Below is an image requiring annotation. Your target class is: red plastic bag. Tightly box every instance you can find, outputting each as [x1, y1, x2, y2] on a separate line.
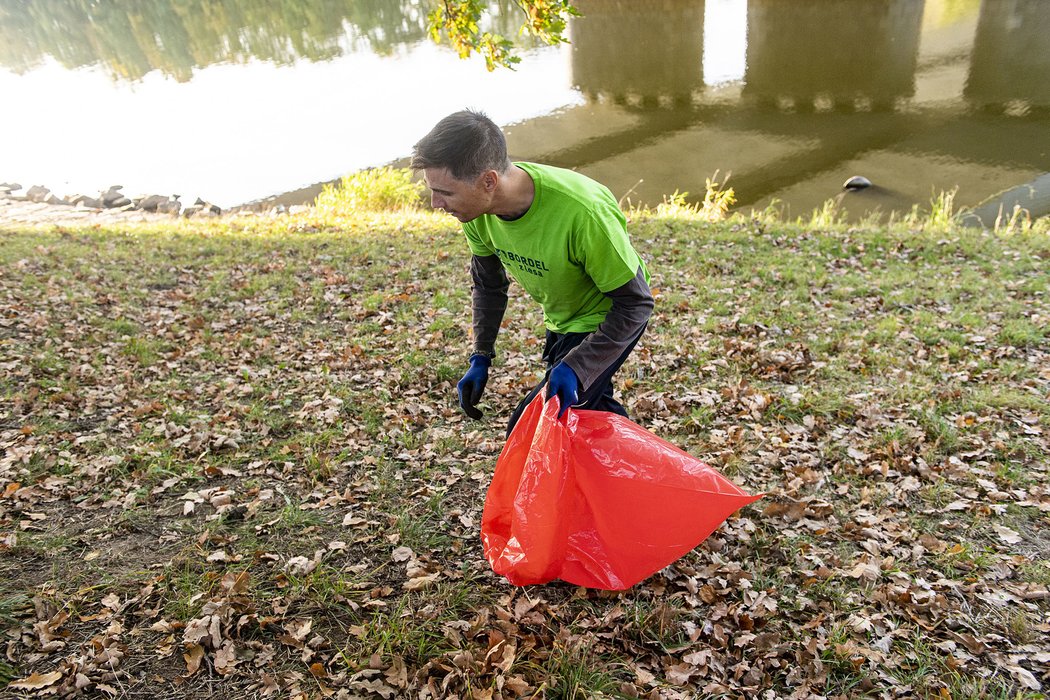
[481, 394, 761, 589]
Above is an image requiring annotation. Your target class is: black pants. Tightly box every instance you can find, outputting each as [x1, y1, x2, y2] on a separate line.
[506, 325, 645, 436]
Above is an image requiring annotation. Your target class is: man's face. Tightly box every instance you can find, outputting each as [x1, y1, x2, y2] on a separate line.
[423, 167, 491, 223]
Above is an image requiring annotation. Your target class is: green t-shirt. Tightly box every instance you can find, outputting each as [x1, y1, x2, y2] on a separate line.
[462, 162, 647, 334]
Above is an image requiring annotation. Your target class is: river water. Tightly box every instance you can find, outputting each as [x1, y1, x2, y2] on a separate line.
[1, 0, 1047, 222]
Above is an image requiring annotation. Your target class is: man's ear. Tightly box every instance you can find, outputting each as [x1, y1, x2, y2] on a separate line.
[480, 170, 498, 192]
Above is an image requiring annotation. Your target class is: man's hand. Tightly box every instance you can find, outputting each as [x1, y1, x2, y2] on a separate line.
[547, 362, 578, 419]
[457, 355, 491, 419]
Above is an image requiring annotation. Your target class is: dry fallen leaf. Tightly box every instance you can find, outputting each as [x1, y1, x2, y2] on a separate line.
[183, 643, 205, 677]
[213, 640, 240, 675]
[1007, 663, 1042, 691]
[404, 572, 441, 591]
[849, 560, 880, 582]
[391, 546, 414, 562]
[992, 525, 1023, 545]
[9, 671, 63, 690]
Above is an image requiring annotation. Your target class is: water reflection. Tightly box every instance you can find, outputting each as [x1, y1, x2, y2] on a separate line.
[1, 0, 1048, 221]
[537, 0, 1049, 221]
[966, 0, 1050, 110]
[0, 0, 539, 81]
[571, 0, 705, 105]
[743, 0, 923, 111]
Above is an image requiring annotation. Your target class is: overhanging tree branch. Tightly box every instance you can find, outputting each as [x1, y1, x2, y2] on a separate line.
[427, 0, 579, 71]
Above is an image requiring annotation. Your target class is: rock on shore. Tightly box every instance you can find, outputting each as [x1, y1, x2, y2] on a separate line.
[0, 183, 226, 227]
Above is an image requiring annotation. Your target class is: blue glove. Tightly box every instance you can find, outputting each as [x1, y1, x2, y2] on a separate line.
[547, 362, 579, 419]
[457, 354, 491, 419]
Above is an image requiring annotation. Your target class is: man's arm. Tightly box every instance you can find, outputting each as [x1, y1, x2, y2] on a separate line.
[470, 254, 510, 357]
[561, 266, 654, 390]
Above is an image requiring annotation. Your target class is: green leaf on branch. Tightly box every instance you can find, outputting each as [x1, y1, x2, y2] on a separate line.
[428, 0, 579, 70]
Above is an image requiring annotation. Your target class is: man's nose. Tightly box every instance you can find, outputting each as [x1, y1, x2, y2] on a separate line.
[431, 193, 445, 210]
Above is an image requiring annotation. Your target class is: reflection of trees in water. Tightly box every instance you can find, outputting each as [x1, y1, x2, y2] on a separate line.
[0, 0, 535, 81]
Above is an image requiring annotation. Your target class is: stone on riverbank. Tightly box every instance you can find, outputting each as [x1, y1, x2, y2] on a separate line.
[101, 186, 132, 208]
[0, 182, 260, 226]
[136, 194, 182, 215]
[70, 194, 104, 208]
[0, 183, 229, 221]
[26, 185, 51, 202]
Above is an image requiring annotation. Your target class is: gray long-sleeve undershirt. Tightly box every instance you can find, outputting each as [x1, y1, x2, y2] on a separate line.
[469, 254, 654, 391]
[470, 254, 510, 358]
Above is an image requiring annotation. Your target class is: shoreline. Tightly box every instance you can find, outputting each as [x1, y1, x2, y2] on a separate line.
[5, 179, 1048, 232]
[0, 184, 298, 228]
[0, 191, 184, 228]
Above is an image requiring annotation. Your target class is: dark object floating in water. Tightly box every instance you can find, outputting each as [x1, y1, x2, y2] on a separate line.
[843, 175, 872, 191]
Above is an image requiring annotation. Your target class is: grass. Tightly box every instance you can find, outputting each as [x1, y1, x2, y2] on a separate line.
[314, 166, 426, 215]
[537, 644, 630, 699]
[0, 177, 1048, 696]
